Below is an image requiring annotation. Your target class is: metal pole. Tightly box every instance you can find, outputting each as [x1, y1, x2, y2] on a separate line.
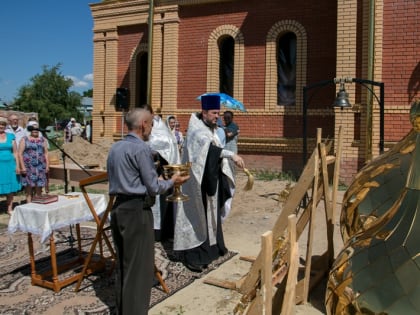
[147, 0, 154, 106]
[365, 0, 376, 160]
[379, 82, 385, 153]
[352, 78, 384, 155]
[365, 87, 373, 160]
[302, 86, 308, 167]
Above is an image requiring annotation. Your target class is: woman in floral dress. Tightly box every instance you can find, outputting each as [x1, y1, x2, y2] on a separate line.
[18, 122, 49, 203]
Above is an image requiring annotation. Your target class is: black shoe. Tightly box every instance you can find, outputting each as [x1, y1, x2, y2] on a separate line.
[184, 262, 203, 272]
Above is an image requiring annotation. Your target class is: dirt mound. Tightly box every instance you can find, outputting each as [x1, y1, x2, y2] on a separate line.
[52, 137, 114, 170]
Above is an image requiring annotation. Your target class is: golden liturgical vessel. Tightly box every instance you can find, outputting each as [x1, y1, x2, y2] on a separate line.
[163, 162, 191, 202]
[326, 101, 420, 314]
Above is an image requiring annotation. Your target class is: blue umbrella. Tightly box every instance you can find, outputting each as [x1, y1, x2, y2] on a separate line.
[197, 92, 247, 112]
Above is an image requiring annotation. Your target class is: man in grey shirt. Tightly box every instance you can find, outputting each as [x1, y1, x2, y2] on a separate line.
[5, 113, 25, 149]
[107, 105, 189, 315]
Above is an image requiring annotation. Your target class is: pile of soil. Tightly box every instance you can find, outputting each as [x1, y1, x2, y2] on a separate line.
[50, 137, 114, 170]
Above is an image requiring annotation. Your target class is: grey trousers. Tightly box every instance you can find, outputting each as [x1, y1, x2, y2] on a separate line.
[110, 199, 154, 315]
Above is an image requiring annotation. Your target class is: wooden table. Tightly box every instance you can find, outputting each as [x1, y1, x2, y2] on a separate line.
[8, 192, 108, 292]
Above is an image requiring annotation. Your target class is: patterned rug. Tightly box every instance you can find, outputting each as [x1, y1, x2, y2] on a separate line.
[0, 226, 236, 314]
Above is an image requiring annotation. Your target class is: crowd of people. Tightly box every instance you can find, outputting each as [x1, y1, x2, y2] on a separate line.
[158, 110, 239, 156]
[1, 102, 242, 314]
[64, 117, 91, 143]
[0, 114, 93, 213]
[0, 114, 50, 214]
[106, 95, 244, 314]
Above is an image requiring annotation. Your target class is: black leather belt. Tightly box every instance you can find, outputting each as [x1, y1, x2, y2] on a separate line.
[116, 194, 146, 201]
[115, 194, 155, 208]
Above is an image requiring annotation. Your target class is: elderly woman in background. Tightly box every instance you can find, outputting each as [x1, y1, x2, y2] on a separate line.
[174, 121, 184, 152]
[0, 117, 21, 215]
[18, 121, 49, 203]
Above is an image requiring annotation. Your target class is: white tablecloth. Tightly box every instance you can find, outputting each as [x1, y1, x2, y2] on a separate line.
[8, 192, 108, 243]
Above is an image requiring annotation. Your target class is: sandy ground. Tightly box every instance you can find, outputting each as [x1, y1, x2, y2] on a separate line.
[149, 172, 344, 315]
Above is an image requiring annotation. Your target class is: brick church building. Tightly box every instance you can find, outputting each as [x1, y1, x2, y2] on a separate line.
[89, 0, 419, 184]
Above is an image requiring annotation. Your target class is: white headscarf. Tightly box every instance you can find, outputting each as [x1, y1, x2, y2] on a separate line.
[27, 121, 38, 128]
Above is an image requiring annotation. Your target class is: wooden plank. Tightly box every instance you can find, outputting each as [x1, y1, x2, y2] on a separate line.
[242, 231, 274, 315]
[239, 256, 256, 263]
[261, 231, 273, 315]
[70, 168, 106, 183]
[330, 126, 342, 266]
[240, 130, 343, 314]
[331, 125, 342, 229]
[239, 149, 317, 294]
[302, 129, 321, 303]
[326, 155, 336, 164]
[272, 139, 333, 241]
[235, 276, 247, 291]
[238, 136, 334, 311]
[295, 180, 324, 239]
[79, 172, 108, 187]
[271, 264, 288, 287]
[155, 265, 169, 294]
[203, 277, 238, 290]
[320, 143, 335, 265]
[281, 215, 299, 315]
[239, 139, 333, 295]
[48, 166, 69, 182]
[246, 294, 264, 315]
[49, 166, 107, 191]
[234, 288, 258, 314]
[288, 215, 297, 251]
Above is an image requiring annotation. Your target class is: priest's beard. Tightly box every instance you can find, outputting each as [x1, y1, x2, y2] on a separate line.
[203, 119, 217, 131]
[197, 112, 217, 131]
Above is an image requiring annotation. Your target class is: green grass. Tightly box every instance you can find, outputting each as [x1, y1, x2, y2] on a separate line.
[338, 182, 348, 191]
[47, 184, 107, 195]
[251, 170, 348, 192]
[252, 170, 296, 182]
[48, 183, 65, 192]
[77, 187, 108, 194]
[47, 131, 64, 151]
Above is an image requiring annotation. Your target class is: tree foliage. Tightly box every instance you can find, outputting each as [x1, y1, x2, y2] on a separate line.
[83, 89, 93, 97]
[13, 64, 83, 127]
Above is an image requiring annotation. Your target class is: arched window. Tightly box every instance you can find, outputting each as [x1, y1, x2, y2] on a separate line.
[265, 20, 306, 112]
[219, 36, 234, 96]
[207, 25, 244, 101]
[277, 32, 296, 105]
[136, 52, 148, 107]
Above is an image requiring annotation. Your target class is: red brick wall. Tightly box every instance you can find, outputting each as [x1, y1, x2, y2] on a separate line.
[177, 0, 337, 140]
[241, 152, 302, 177]
[242, 151, 328, 178]
[92, 0, 420, 184]
[382, 0, 420, 140]
[117, 25, 148, 87]
[384, 113, 410, 141]
[341, 156, 364, 186]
